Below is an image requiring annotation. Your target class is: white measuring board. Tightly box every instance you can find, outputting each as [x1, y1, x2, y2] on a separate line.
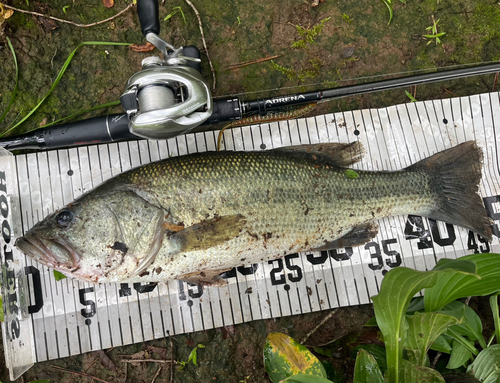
[2, 92, 500, 380]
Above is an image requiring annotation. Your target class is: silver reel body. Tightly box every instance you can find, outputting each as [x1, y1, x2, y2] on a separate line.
[120, 33, 212, 139]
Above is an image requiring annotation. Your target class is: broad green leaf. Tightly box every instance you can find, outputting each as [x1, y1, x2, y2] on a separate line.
[353, 349, 383, 383]
[0, 295, 4, 322]
[264, 333, 327, 383]
[281, 374, 334, 383]
[432, 258, 477, 274]
[399, 360, 445, 383]
[28, 380, 50, 383]
[446, 328, 479, 356]
[425, 253, 500, 312]
[371, 261, 475, 383]
[405, 310, 463, 366]
[372, 268, 439, 383]
[446, 339, 472, 369]
[442, 301, 486, 348]
[364, 317, 378, 327]
[350, 344, 387, 373]
[490, 293, 500, 346]
[430, 335, 452, 354]
[53, 270, 67, 281]
[467, 344, 500, 382]
[406, 297, 425, 315]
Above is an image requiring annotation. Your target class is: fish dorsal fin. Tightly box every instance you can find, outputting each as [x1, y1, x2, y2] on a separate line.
[313, 222, 379, 251]
[275, 142, 364, 167]
[168, 214, 247, 254]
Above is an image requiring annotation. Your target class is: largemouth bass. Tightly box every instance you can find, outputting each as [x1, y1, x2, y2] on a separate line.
[16, 141, 493, 284]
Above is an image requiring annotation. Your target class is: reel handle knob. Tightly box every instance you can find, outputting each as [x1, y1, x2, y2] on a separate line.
[137, 0, 160, 36]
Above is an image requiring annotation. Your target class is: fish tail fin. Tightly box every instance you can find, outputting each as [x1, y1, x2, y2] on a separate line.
[408, 141, 493, 240]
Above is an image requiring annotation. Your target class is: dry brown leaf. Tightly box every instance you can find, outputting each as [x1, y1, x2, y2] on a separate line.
[3, 9, 14, 19]
[129, 42, 156, 52]
[149, 346, 168, 359]
[0, 4, 14, 26]
[103, 0, 115, 8]
[98, 350, 117, 371]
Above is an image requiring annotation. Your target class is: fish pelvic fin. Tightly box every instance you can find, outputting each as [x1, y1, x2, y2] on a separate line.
[408, 141, 493, 240]
[312, 222, 379, 251]
[275, 142, 365, 167]
[177, 269, 231, 286]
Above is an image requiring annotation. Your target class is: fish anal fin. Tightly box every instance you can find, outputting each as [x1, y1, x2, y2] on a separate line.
[275, 142, 364, 167]
[313, 222, 379, 251]
[169, 214, 246, 253]
[177, 269, 231, 286]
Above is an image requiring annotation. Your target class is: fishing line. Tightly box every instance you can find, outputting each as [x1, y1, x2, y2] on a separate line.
[213, 60, 500, 100]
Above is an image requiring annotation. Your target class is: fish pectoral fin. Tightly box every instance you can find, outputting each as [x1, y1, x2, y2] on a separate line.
[313, 222, 379, 251]
[274, 142, 365, 167]
[177, 269, 231, 287]
[169, 214, 246, 254]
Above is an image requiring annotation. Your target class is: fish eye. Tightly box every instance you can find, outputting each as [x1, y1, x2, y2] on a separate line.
[55, 209, 74, 229]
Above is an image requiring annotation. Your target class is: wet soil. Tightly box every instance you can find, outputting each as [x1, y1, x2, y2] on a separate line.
[0, 0, 499, 382]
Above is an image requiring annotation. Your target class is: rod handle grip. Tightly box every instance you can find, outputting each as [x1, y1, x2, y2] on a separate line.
[137, 0, 160, 36]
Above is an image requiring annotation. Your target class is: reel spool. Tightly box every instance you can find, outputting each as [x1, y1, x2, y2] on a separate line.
[120, 35, 212, 139]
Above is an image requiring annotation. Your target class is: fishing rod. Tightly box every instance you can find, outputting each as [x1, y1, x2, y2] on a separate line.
[2, 0, 500, 151]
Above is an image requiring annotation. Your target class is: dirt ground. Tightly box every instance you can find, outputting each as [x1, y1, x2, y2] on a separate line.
[0, 0, 500, 382]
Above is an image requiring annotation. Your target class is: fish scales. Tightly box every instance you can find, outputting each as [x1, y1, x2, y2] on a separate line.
[16, 142, 493, 284]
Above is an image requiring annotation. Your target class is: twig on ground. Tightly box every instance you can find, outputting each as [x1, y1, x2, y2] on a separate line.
[169, 331, 174, 383]
[86, 347, 115, 373]
[1, 3, 135, 28]
[50, 365, 110, 383]
[227, 55, 281, 70]
[300, 309, 338, 344]
[431, 351, 442, 368]
[121, 359, 175, 364]
[184, 0, 216, 90]
[443, 88, 457, 97]
[151, 366, 162, 383]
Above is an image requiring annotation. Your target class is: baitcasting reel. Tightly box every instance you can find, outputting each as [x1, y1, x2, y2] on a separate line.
[120, 0, 212, 139]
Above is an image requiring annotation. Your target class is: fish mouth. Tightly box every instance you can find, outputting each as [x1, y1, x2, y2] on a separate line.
[16, 233, 81, 271]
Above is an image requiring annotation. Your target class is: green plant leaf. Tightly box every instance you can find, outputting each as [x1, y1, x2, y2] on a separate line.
[371, 260, 477, 383]
[445, 328, 479, 356]
[264, 333, 327, 383]
[353, 349, 383, 383]
[400, 359, 445, 383]
[405, 90, 417, 102]
[405, 310, 463, 366]
[424, 253, 500, 312]
[53, 270, 67, 281]
[430, 335, 452, 354]
[446, 339, 472, 369]
[490, 293, 500, 345]
[441, 301, 486, 348]
[350, 344, 387, 373]
[28, 380, 51, 383]
[0, 41, 130, 138]
[345, 169, 359, 179]
[467, 344, 500, 382]
[281, 374, 334, 383]
[381, 0, 393, 24]
[0, 37, 19, 127]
